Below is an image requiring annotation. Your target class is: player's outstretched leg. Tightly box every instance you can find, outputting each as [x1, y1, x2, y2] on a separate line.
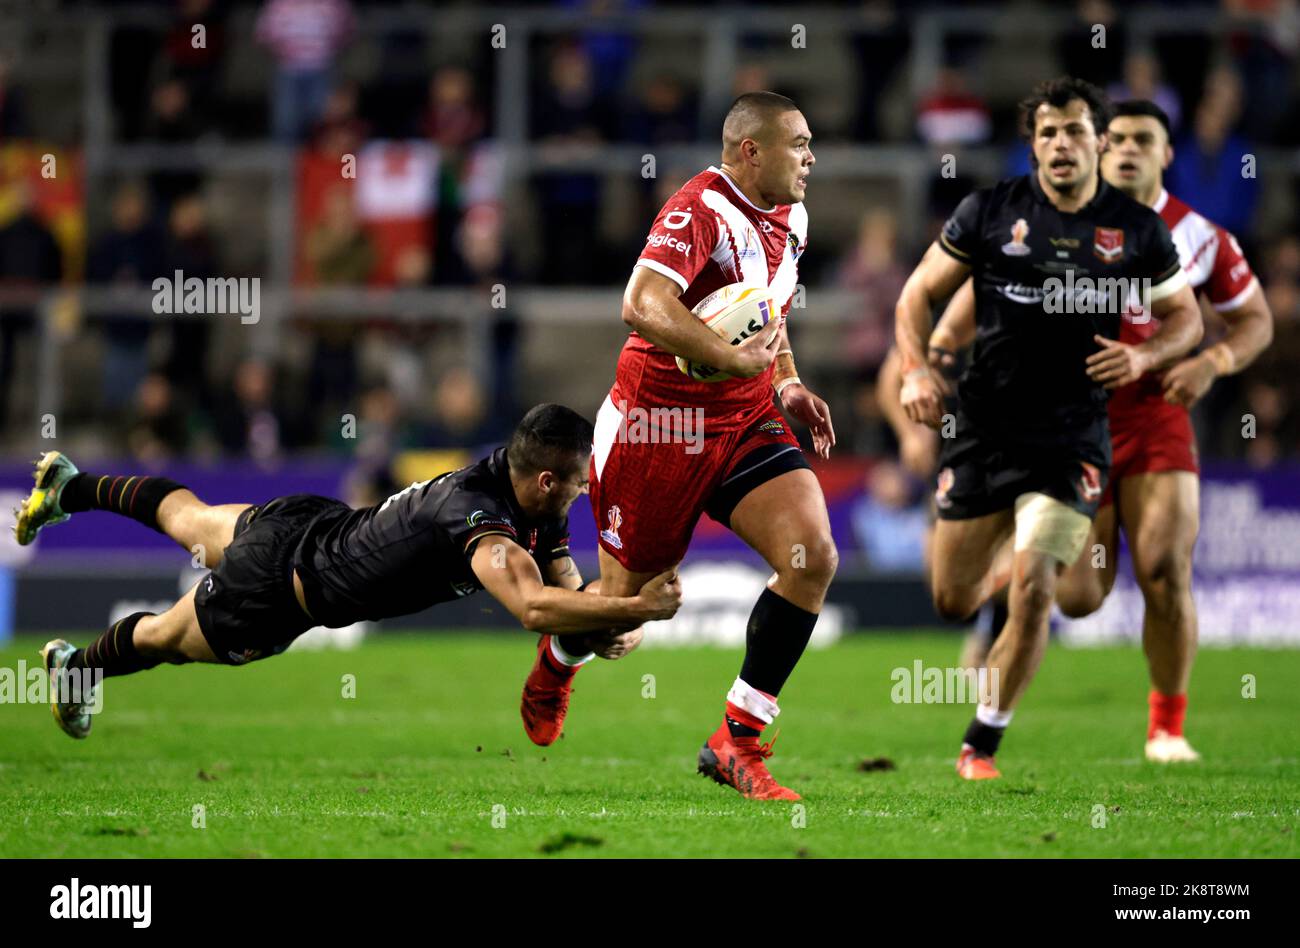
[1120, 473, 1201, 763]
[41, 585, 216, 740]
[696, 469, 838, 801]
[520, 632, 596, 746]
[13, 451, 249, 569]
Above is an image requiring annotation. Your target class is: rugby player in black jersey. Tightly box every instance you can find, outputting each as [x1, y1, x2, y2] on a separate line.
[14, 404, 682, 740]
[893, 77, 1203, 779]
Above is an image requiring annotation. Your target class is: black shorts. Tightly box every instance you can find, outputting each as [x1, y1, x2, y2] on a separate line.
[705, 438, 813, 528]
[934, 411, 1109, 521]
[194, 494, 349, 665]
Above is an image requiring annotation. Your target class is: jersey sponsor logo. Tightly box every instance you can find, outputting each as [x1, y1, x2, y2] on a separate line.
[1049, 237, 1080, 248]
[645, 232, 693, 256]
[1001, 219, 1031, 256]
[663, 210, 692, 230]
[738, 228, 761, 260]
[787, 232, 806, 261]
[600, 505, 624, 550]
[1093, 227, 1124, 263]
[1077, 461, 1102, 502]
[997, 282, 1048, 304]
[757, 418, 786, 437]
[935, 467, 955, 510]
[467, 509, 512, 530]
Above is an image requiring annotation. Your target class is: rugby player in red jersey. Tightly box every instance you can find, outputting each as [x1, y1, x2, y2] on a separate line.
[929, 99, 1273, 763]
[518, 92, 836, 801]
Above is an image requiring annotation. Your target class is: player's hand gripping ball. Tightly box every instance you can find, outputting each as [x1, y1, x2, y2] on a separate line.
[676, 283, 778, 382]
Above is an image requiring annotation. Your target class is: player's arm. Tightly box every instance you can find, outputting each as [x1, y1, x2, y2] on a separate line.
[622, 266, 779, 379]
[1087, 213, 1203, 390]
[878, 347, 940, 479]
[539, 555, 637, 658]
[1086, 282, 1202, 389]
[472, 537, 680, 633]
[894, 242, 970, 427]
[931, 278, 977, 355]
[542, 554, 584, 591]
[1162, 282, 1273, 406]
[538, 554, 606, 605]
[771, 322, 835, 458]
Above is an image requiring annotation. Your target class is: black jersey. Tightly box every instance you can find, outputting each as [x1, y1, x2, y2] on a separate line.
[938, 173, 1185, 453]
[291, 447, 571, 627]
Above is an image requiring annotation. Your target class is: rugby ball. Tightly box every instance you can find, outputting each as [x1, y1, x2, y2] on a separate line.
[676, 284, 777, 382]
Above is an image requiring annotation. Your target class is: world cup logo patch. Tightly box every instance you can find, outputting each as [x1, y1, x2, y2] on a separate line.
[600, 505, 624, 550]
[1001, 219, 1031, 256]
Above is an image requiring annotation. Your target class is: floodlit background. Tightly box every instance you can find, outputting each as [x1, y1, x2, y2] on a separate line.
[0, 0, 1298, 643]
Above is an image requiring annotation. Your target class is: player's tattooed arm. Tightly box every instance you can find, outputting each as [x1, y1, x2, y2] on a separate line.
[623, 266, 779, 379]
[1087, 282, 1202, 390]
[542, 555, 584, 591]
[472, 538, 680, 632]
[1163, 284, 1274, 407]
[895, 242, 969, 427]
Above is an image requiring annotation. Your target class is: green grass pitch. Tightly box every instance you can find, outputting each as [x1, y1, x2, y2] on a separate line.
[2, 632, 1297, 858]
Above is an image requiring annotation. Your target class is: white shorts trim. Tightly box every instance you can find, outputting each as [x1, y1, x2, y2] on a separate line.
[593, 394, 623, 481]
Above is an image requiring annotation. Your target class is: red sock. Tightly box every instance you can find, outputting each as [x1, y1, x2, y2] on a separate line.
[540, 644, 579, 679]
[1148, 690, 1187, 738]
[728, 697, 764, 733]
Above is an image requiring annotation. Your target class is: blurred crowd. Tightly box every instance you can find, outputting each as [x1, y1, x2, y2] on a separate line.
[1, 0, 1299, 509]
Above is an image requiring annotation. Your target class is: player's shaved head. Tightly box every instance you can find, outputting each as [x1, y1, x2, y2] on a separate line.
[508, 403, 593, 479]
[722, 91, 799, 160]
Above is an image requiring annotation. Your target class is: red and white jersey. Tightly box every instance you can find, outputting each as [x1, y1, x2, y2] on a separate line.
[1111, 188, 1258, 423]
[612, 166, 809, 433]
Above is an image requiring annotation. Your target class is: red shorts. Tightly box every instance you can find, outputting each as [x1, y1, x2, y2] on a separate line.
[589, 394, 807, 573]
[1102, 400, 1199, 507]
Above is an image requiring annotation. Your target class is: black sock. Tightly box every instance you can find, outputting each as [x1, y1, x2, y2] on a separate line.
[556, 633, 590, 659]
[58, 473, 186, 534]
[962, 718, 1006, 757]
[68, 612, 162, 679]
[726, 715, 761, 738]
[738, 588, 819, 696]
[729, 589, 818, 738]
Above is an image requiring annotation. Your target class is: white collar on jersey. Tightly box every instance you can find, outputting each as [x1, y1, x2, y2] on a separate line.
[1153, 188, 1169, 214]
[708, 165, 778, 213]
